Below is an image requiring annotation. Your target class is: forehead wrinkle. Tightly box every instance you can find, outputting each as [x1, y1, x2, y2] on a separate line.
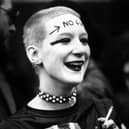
[58, 32, 88, 38]
[58, 33, 73, 37]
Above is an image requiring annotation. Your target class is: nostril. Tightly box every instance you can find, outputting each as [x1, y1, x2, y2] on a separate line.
[73, 53, 83, 58]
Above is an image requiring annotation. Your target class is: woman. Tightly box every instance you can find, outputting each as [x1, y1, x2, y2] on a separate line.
[0, 6, 125, 129]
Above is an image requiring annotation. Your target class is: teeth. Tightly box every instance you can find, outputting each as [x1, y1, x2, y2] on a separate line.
[64, 61, 84, 71]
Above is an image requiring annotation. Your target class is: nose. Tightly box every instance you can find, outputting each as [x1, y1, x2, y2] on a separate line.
[9, 24, 16, 33]
[72, 40, 90, 57]
[73, 53, 83, 58]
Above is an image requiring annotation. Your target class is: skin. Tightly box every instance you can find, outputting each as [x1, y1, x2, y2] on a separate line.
[27, 14, 90, 96]
[39, 14, 90, 92]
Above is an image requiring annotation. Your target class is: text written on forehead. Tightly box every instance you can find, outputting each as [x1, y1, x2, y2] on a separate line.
[49, 19, 83, 35]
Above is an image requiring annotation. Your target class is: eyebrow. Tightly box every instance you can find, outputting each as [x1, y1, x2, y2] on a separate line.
[50, 38, 69, 45]
[80, 33, 88, 38]
[50, 40, 61, 45]
[59, 33, 73, 37]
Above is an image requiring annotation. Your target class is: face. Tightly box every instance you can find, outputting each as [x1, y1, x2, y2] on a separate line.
[123, 62, 129, 90]
[39, 14, 90, 85]
[0, 7, 16, 42]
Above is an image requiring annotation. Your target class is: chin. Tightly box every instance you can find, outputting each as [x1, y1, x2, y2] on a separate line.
[74, 79, 83, 84]
[59, 70, 85, 85]
[66, 76, 83, 85]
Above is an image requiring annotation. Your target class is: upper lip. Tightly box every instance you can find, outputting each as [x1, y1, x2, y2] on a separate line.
[64, 53, 89, 65]
[64, 60, 85, 65]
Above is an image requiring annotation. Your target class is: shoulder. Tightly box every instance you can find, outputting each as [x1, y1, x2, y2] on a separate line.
[0, 119, 18, 129]
[78, 88, 114, 118]
[0, 106, 30, 129]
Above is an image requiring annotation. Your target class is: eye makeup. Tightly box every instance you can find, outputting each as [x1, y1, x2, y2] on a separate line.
[50, 38, 71, 45]
[80, 38, 88, 45]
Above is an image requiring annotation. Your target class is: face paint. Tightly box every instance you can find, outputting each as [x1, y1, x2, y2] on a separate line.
[48, 14, 84, 35]
[39, 14, 90, 85]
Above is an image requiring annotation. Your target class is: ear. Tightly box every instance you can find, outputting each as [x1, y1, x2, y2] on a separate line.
[26, 45, 42, 65]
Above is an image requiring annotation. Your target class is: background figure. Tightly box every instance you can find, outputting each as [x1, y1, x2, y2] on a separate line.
[0, 0, 36, 110]
[78, 58, 112, 100]
[100, 30, 129, 128]
[0, 0, 17, 120]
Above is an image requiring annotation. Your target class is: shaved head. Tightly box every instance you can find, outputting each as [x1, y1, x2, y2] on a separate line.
[23, 6, 80, 48]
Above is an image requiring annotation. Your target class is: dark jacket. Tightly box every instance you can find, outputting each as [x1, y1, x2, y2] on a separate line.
[0, 89, 115, 129]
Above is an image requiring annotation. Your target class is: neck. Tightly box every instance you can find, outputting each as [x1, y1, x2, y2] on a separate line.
[39, 70, 76, 97]
[27, 69, 77, 110]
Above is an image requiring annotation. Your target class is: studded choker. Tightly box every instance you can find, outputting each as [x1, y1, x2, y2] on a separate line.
[38, 89, 77, 104]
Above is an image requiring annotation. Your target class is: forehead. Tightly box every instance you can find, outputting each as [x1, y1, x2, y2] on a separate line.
[43, 14, 87, 36]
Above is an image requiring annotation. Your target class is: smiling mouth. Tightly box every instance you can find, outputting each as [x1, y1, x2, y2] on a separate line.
[64, 61, 84, 71]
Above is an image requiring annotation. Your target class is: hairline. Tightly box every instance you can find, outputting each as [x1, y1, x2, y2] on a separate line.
[23, 6, 80, 48]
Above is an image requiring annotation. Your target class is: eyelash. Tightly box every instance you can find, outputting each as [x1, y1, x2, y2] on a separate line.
[50, 38, 70, 45]
[80, 38, 88, 45]
[59, 38, 71, 43]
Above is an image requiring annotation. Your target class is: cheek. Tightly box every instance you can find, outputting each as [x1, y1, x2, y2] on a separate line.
[42, 51, 53, 64]
[86, 45, 91, 56]
[41, 43, 72, 67]
[41, 49, 60, 68]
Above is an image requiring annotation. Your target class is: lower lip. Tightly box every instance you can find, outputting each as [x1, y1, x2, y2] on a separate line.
[64, 64, 83, 72]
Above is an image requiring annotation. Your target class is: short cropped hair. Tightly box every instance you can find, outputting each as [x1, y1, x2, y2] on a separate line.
[23, 6, 80, 48]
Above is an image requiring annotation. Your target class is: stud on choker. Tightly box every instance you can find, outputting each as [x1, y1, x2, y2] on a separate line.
[38, 89, 77, 104]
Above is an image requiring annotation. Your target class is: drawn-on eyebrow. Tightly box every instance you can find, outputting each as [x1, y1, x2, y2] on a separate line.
[50, 39, 61, 45]
[50, 33, 72, 45]
[50, 38, 70, 45]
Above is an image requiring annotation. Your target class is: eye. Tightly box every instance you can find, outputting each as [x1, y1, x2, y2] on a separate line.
[50, 38, 71, 45]
[80, 38, 88, 45]
[59, 38, 71, 44]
